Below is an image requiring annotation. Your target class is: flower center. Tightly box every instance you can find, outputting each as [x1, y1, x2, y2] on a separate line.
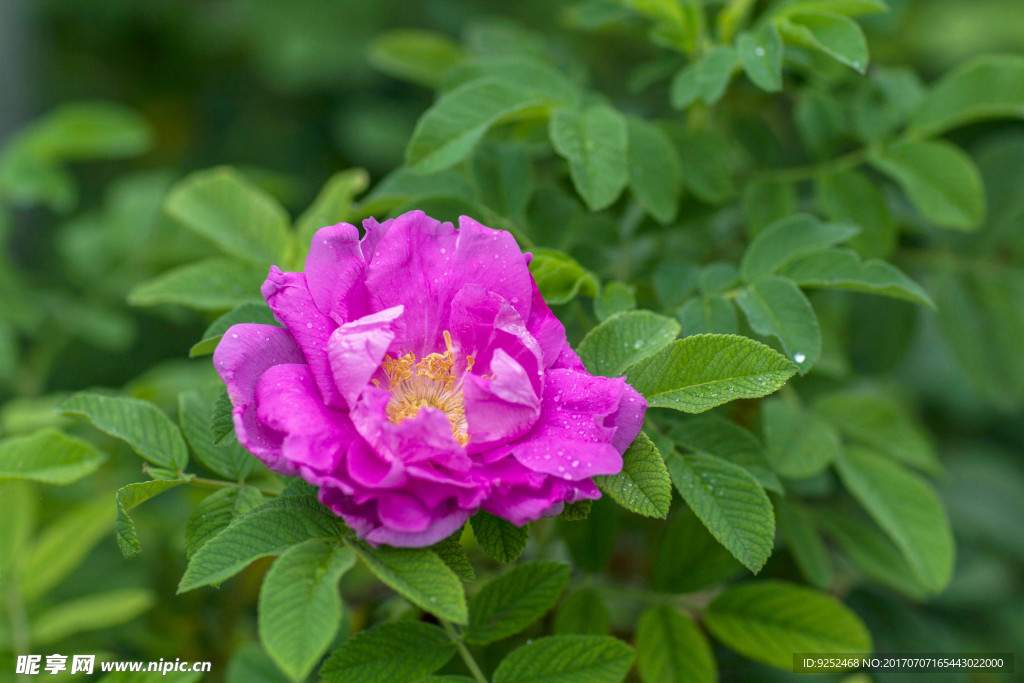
[380, 331, 472, 446]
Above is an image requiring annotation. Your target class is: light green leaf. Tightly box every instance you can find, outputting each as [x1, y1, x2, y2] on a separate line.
[128, 258, 268, 310]
[625, 334, 797, 412]
[348, 540, 468, 624]
[444, 57, 580, 106]
[705, 580, 872, 669]
[179, 388, 254, 480]
[672, 417, 783, 493]
[0, 429, 106, 485]
[258, 541, 356, 682]
[680, 295, 737, 335]
[165, 167, 291, 265]
[778, 12, 868, 72]
[61, 393, 188, 470]
[0, 481, 36, 575]
[368, 29, 467, 88]
[909, 55, 1024, 138]
[578, 310, 680, 377]
[626, 117, 683, 223]
[295, 168, 370, 248]
[406, 80, 543, 174]
[594, 432, 672, 518]
[653, 507, 743, 593]
[669, 64, 701, 110]
[697, 45, 738, 104]
[834, 447, 954, 593]
[554, 588, 610, 635]
[775, 498, 832, 589]
[179, 494, 343, 592]
[529, 248, 598, 305]
[636, 605, 716, 683]
[870, 140, 985, 231]
[593, 281, 637, 322]
[474, 144, 535, 218]
[31, 588, 155, 645]
[211, 390, 235, 445]
[116, 478, 192, 559]
[189, 302, 279, 358]
[431, 527, 475, 582]
[780, 248, 934, 307]
[470, 511, 528, 564]
[777, 0, 889, 18]
[186, 486, 264, 560]
[761, 397, 841, 478]
[20, 497, 115, 602]
[735, 276, 822, 372]
[492, 635, 635, 683]
[814, 390, 940, 474]
[14, 101, 153, 161]
[814, 169, 896, 259]
[319, 621, 455, 683]
[740, 213, 859, 282]
[667, 452, 775, 573]
[738, 24, 784, 92]
[550, 104, 629, 211]
[466, 561, 570, 645]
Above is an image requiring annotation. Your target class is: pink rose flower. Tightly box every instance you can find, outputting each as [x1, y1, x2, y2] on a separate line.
[215, 211, 645, 547]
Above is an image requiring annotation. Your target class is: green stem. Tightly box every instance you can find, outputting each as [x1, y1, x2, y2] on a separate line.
[187, 476, 279, 498]
[441, 618, 488, 683]
[753, 148, 871, 184]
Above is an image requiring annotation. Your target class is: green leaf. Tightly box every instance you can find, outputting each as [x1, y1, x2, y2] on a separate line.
[529, 248, 598, 305]
[474, 144, 535, 218]
[295, 168, 370, 249]
[470, 511, 528, 563]
[61, 393, 188, 470]
[179, 494, 343, 592]
[444, 56, 580, 106]
[211, 390, 235, 445]
[554, 588, 611, 635]
[258, 541, 356, 682]
[492, 635, 635, 683]
[368, 29, 467, 88]
[348, 540, 468, 624]
[775, 498, 832, 589]
[406, 80, 543, 174]
[185, 486, 264, 560]
[740, 213, 859, 282]
[13, 101, 153, 161]
[778, 12, 868, 72]
[669, 64, 700, 110]
[736, 276, 821, 373]
[625, 334, 797, 412]
[128, 258, 268, 310]
[672, 417, 783, 493]
[116, 478, 192, 559]
[780, 248, 934, 307]
[870, 140, 985, 231]
[20, 497, 115, 602]
[577, 310, 680, 377]
[31, 588, 155, 646]
[626, 117, 683, 223]
[0, 429, 106, 485]
[466, 561, 570, 645]
[834, 447, 954, 593]
[550, 104, 629, 211]
[817, 509, 929, 599]
[778, 0, 889, 17]
[909, 55, 1024, 138]
[594, 432, 672, 518]
[667, 452, 775, 573]
[189, 302, 279, 358]
[558, 497, 619, 572]
[680, 295, 737, 335]
[705, 580, 872, 669]
[166, 167, 291, 265]
[697, 45, 737, 104]
[652, 507, 743, 593]
[737, 24, 783, 92]
[815, 169, 896, 259]
[431, 528, 475, 582]
[179, 388, 254, 480]
[636, 605, 716, 683]
[558, 499, 593, 521]
[761, 397, 841, 478]
[674, 130, 734, 204]
[593, 281, 637, 322]
[319, 621, 455, 683]
[814, 390, 940, 474]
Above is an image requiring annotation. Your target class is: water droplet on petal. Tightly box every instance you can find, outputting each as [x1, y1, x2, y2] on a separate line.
[572, 460, 579, 467]
[306, 322, 313, 328]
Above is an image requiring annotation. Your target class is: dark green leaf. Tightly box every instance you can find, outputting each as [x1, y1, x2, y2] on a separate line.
[781, 248, 934, 307]
[626, 117, 683, 223]
[594, 432, 672, 518]
[368, 29, 467, 88]
[740, 213, 859, 282]
[319, 621, 455, 683]
[775, 498, 832, 589]
[431, 528, 475, 582]
[738, 24, 783, 92]
[185, 486, 264, 559]
[672, 417, 783, 493]
[778, 12, 868, 72]
[636, 605, 715, 683]
[554, 588, 610, 635]
[735, 277, 822, 372]
[815, 169, 896, 259]
[470, 511, 528, 564]
[653, 507, 743, 593]
[550, 104, 629, 211]
[577, 310, 680, 377]
[761, 397, 841, 478]
[909, 54, 1024, 138]
[116, 478, 192, 559]
[179, 389, 254, 480]
[466, 561, 570, 645]
[492, 635, 635, 683]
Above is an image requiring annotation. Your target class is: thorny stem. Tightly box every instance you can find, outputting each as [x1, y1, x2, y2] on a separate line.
[441, 618, 489, 683]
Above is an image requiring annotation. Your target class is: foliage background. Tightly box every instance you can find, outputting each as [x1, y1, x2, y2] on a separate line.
[1, 0, 1023, 681]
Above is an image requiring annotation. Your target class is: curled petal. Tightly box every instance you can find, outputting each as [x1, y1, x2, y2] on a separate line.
[327, 305, 405, 409]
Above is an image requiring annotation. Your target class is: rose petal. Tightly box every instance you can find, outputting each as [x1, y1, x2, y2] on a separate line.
[327, 305, 405, 409]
